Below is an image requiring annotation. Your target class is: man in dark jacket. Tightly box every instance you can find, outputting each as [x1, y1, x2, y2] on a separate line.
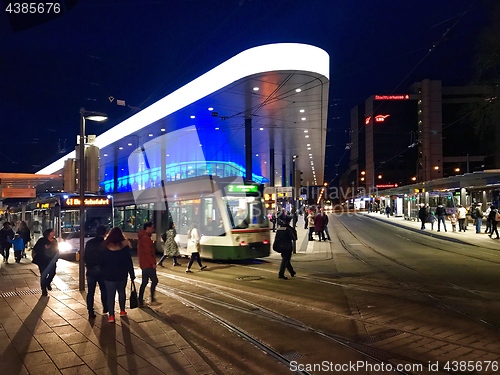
[435, 204, 447, 232]
[84, 225, 108, 319]
[0, 222, 15, 263]
[418, 204, 428, 230]
[274, 217, 297, 280]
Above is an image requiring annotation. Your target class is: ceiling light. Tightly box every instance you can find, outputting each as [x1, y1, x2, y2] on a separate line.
[259, 128, 264, 131]
[208, 107, 213, 111]
[305, 135, 309, 138]
[295, 88, 301, 92]
[307, 144, 310, 146]
[128, 143, 132, 146]
[190, 115, 195, 119]
[253, 87, 259, 91]
[103, 154, 108, 157]
[149, 134, 153, 137]
[215, 127, 219, 130]
[300, 109, 305, 113]
[304, 130, 308, 133]
[301, 117, 306, 121]
[119, 147, 123, 150]
[161, 128, 166, 132]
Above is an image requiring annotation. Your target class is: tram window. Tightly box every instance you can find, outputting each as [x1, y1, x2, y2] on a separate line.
[201, 197, 225, 236]
[114, 207, 124, 229]
[224, 196, 268, 229]
[85, 207, 113, 236]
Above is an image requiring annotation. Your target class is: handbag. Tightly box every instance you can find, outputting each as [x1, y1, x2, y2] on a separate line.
[129, 281, 139, 309]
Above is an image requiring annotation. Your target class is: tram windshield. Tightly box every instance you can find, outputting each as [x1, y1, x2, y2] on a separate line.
[61, 207, 113, 238]
[224, 196, 268, 229]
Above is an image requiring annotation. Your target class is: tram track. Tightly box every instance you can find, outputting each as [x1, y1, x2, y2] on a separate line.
[333, 214, 500, 333]
[154, 271, 500, 357]
[148, 273, 418, 375]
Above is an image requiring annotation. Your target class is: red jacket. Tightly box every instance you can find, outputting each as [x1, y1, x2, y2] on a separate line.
[137, 230, 157, 269]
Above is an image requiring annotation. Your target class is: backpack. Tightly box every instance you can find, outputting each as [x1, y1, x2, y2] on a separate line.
[470, 207, 477, 219]
[272, 227, 292, 253]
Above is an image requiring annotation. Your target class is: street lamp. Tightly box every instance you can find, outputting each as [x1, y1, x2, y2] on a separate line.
[79, 107, 107, 291]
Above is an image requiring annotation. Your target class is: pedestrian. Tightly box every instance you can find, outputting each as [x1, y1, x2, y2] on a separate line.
[435, 204, 447, 232]
[270, 212, 277, 232]
[185, 222, 207, 272]
[158, 221, 181, 267]
[84, 225, 108, 319]
[487, 205, 499, 239]
[449, 213, 458, 232]
[418, 204, 427, 230]
[32, 228, 59, 296]
[0, 222, 15, 263]
[101, 227, 136, 323]
[322, 210, 332, 241]
[473, 203, 484, 234]
[484, 205, 492, 234]
[457, 205, 467, 232]
[137, 222, 159, 306]
[385, 205, 391, 218]
[314, 210, 327, 241]
[307, 210, 315, 241]
[274, 216, 297, 280]
[428, 211, 436, 230]
[9, 234, 24, 263]
[17, 221, 31, 258]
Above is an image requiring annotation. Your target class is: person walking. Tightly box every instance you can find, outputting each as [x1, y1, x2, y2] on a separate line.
[101, 227, 136, 323]
[9, 234, 24, 263]
[185, 222, 207, 272]
[137, 222, 159, 306]
[274, 216, 297, 280]
[322, 210, 332, 241]
[84, 225, 108, 319]
[32, 228, 59, 296]
[487, 205, 499, 240]
[457, 205, 467, 232]
[0, 222, 15, 263]
[17, 221, 31, 258]
[435, 204, 447, 232]
[484, 205, 492, 234]
[385, 205, 391, 218]
[158, 221, 181, 267]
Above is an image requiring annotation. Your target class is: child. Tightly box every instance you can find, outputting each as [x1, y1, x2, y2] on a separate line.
[428, 212, 436, 230]
[9, 234, 25, 263]
[449, 213, 458, 232]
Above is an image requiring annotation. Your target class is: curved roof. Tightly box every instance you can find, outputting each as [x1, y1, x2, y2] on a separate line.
[37, 43, 329, 186]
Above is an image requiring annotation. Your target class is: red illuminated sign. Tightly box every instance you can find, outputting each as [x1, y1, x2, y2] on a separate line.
[375, 114, 390, 122]
[374, 95, 410, 100]
[376, 184, 398, 188]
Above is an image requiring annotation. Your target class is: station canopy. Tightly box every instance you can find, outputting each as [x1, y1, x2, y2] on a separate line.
[36, 43, 330, 191]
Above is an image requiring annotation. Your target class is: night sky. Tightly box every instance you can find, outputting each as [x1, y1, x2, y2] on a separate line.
[0, 0, 492, 184]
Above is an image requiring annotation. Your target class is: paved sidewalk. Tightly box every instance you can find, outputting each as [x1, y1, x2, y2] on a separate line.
[0, 258, 213, 374]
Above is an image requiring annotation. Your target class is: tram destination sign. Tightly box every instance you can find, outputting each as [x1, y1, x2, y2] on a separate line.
[62, 197, 112, 207]
[227, 184, 259, 193]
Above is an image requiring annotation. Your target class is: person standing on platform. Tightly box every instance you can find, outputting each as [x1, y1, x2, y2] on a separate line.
[307, 210, 315, 241]
[137, 222, 159, 306]
[435, 204, 447, 232]
[32, 228, 59, 296]
[274, 216, 297, 280]
[158, 221, 181, 267]
[418, 204, 427, 230]
[484, 205, 492, 234]
[321, 210, 332, 241]
[84, 225, 108, 319]
[473, 203, 483, 234]
[314, 210, 327, 241]
[488, 205, 499, 239]
[457, 205, 467, 232]
[101, 227, 135, 323]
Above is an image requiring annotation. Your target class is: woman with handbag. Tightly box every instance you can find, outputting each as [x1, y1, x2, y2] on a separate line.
[185, 222, 207, 273]
[101, 227, 136, 323]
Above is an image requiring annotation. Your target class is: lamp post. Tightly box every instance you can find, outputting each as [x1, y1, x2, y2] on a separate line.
[79, 108, 107, 291]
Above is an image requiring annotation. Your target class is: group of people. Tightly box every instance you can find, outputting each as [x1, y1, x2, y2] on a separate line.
[417, 202, 499, 238]
[305, 209, 331, 242]
[0, 221, 31, 264]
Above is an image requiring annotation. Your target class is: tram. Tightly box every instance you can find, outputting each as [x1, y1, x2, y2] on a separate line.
[403, 191, 456, 220]
[7, 194, 113, 254]
[112, 176, 270, 260]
